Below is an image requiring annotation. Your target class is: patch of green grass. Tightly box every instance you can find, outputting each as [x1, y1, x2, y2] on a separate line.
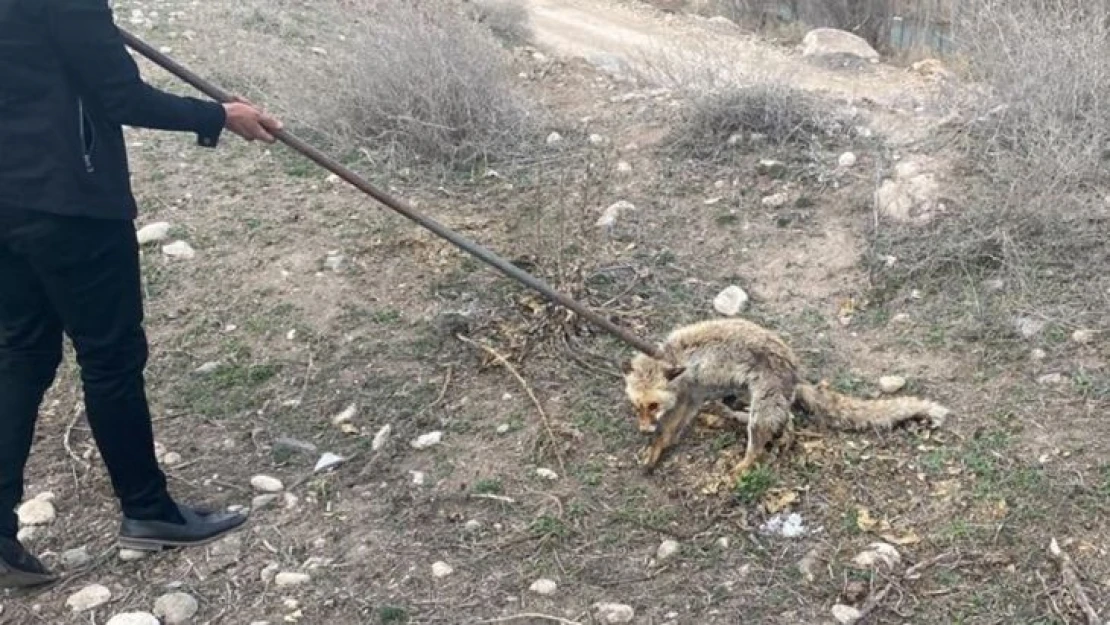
[473, 478, 503, 495]
[529, 515, 570, 540]
[177, 359, 281, 418]
[733, 465, 775, 503]
[377, 606, 409, 624]
[711, 431, 739, 453]
[831, 371, 867, 395]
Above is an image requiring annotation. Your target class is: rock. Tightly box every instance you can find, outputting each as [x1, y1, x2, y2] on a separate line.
[250, 475, 284, 493]
[194, 361, 221, 374]
[154, 592, 199, 624]
[61, 547, 92, 569]
[314, 452, 345, 472]
[372, 424, 392, 451]
[831, 604, 863, 624]
[838, 152, 858, 168]
[411, 471, 426, 486]
[878, 376, 906, 394]
[136, 222, 172, 245]
[875, 158, 943, 225]
[801, 28, 880, 60]
[331, 404, 357, 425]
[464, 519, 483, 532]
[118, 548, 149, 561]
[260, 562, 281, 583]
[324, 251, 345, 272]
[530, 578, 558, 595]
[1037, 373, 1066, 386]
[106, 613, 159, 625]
[496, 423, 511, 434]
[656, 539, 680, 561]
[715, 536, 730, 549]
[410, 431, 444, 450]
[274, 572, 311, 587]
[1015, 317, 1046, 339]
[761, 192, 789, 208]
[535, 468, 559, 480]
[593, 602, 635, 624]
[432, 561, 454, 578]
[67, 584, 112, 612]
[713, 285, 750, 316]
[616, 161, 633, 173]
[545, 131, 564, 145]
[852, 542, 901, 570]
[588, 133, 608, 146]
[1072, 329, 1095, 345]
[756, 159, 787, 178]
[16, 527, 37, 543]
[251, 494, 279, 510]
[162, 240, 196, 259]
[1031, 348, 1047, 360]
[17, 498, 55, 526]
[597, 200, 636, 229]
[162, 451, 183, 467]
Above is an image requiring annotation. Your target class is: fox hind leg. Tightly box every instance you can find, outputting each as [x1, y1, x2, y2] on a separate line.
[729, 380, 792, 482]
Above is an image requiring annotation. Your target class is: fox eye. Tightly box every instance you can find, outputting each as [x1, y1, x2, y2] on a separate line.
[647, 402, 659, 412]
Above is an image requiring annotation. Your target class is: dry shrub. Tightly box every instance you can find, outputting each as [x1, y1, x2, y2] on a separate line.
[712, 0, 898, 50]
[869, 0, 1110, 342]
[468, 0, 533, 47]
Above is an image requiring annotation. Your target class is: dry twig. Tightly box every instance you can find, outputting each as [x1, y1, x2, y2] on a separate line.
[456, 333, 565, 473]
[474, 614, 582, 625]
[1049, 537, 1103, 625]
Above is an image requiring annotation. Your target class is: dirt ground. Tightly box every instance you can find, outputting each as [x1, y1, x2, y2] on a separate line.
[3, 0, 1109, 624]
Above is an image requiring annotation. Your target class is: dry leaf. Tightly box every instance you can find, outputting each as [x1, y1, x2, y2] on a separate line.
[856, 507, 879, 532]
[763, 488, 798, 514]
[880, 530, 922, 545]
[340, 423, 359, 435]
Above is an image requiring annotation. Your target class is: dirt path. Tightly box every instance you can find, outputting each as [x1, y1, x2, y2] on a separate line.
[521, 0, 948, 145]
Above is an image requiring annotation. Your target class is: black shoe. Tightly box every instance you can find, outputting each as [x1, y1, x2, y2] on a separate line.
[0, 537, 58, 588]
[118, 504, 248, 551]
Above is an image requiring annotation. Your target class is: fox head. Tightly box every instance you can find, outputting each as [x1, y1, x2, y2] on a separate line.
[620, 354, 686, 434]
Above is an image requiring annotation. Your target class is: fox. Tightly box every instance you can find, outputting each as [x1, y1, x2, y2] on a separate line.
[621, 317, 950, 480]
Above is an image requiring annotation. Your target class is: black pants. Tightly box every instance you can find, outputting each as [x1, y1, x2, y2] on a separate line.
[0, 208, 175, 538]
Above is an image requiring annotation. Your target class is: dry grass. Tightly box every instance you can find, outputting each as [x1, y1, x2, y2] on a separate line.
[710, 0, 896, 49]
[468, 0, 534, 47]
[868, 0, 1110, 347]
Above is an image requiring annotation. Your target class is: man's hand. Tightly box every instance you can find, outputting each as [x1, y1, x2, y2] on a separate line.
[222, 97, 283, 143]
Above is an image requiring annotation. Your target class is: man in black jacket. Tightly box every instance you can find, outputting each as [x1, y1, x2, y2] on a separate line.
[0, 0, 283, 587]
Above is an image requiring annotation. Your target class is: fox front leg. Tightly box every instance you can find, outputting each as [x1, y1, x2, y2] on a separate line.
[639, 393, 701, 474]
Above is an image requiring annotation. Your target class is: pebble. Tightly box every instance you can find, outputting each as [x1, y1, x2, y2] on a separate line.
[852, 542, 901, 570]
[410, 431, 444, 450]
[535, 468, 559, 480]
[530, 578, 558, 595]
[878, 375, 906, 394]
[260, 562, 280, 583]
[496, 424, 511, 434]
[432, 561, 454, 578]
[761, 192, 789, 207]
[17, 496, 56, 526]
[67, 584, 112, 612]
[136, 222, 172, 245]
[250, 475, 284, 493]
[656, 539, 680, 561]
[616, 161, 633, 173]
[162, 452, 183, 467]
[61, 547, 92, 569]
[252, 494, 279, 510]
[838, 152, 858, 168]
[16, 527, 37, 543]
[106, 613, 159, 625]
[756, 159, 787, 178]
[832, 604, 863, 624]
[314, 452, 345, 472]
[154, 592, 199, 625]
[1037, 373, 1066, 385]
[371, 424, 392, 451]
[713, 285, 750, 316]
[1072, 329, 1095, 345]
[274, 437, 317, 455]
[464, 519, 482, 532]
[119, 549, 149, 561]
[588, 133, 608, 146]
[593, 602, 635, 624]
[596, 200, 636, 229]
[331, 404, 357, 425]
[411, 471, 426, 486]
[545, 131, 563, 145]
[324, 251, 345, 272]
[194, 361, 221, 374]
[274, 572, 311, 587]
[162, 240, 196, 259]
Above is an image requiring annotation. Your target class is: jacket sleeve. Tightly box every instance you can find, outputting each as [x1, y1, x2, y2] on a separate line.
[40, 0, 227, 147]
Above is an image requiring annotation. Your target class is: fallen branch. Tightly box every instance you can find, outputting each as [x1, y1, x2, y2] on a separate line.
[63, 401, 90, 471]
[474, 614, 582, 625]
[456, 333, 565, 473]
[1049, 537, 1103, 625]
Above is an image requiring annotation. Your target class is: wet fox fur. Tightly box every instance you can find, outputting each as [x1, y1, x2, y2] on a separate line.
[621, 317, 949, 479]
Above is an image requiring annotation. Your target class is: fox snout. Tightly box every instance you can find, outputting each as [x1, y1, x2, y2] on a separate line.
[636, 411, 657, 434]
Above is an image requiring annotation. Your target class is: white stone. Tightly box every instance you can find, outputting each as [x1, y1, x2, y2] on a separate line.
[801, 28, 880, 60]
[761, 192, 789, 208]
[314, 453, 345, 472]
[17, 498, 55, 526]
[545, 132, 564, 145]
[106, 613, 159, 625]
[588, 133, 608, 146]
[332, 404, 357, 425]
[162, 452, 183, 467]
[496, 423, 511, 434]
[838, 152, 858, 168]
[195, 361, 220, 374]
[251, 494, 279, 510]
[713, 286, 750, 316]
[832, 604, 863, 624]
[594, 602, 635, 623]
[411, 431, 444, 450]
[67, 584, 112, 612]
[464, 519, 482, 532]
[852, 542, 901, 570]
[530, 578, 558, 595]
[535, 468, 559, 480]
[1015, 317, 1046, 339]
[656, 539, 680, 560]
[162, 240, 196, 259]
[432, 561, 454, 578]
[274, 572, 311, 587]
[16, 526, 37, 543]
[1072, 329, 1095, 345]
[119, 548, 149, 561]
[154, 592, 199, 625]
[411, 471, 426, 486]
[616, 161, 633, 173]
[136, 222, 172, 245]
[596, 200, 636, 229]
[372, 424, 392, 451]
[250, 475, 284, 493]
[878, 376, 906, 394]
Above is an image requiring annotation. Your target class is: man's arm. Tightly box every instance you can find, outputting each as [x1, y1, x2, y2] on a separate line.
[41, 0, 227, 146]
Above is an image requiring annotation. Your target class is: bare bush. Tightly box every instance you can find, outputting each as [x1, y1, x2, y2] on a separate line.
[712, 0, 898, 49]
[468, 0, 533, 47]
[869, 0, 1110, 341]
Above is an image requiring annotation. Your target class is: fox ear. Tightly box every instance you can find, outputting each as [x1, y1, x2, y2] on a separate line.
[663, 365, 686, 381]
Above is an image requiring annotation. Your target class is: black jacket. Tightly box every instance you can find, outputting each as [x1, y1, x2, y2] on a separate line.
[0, 0, 227, 220]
